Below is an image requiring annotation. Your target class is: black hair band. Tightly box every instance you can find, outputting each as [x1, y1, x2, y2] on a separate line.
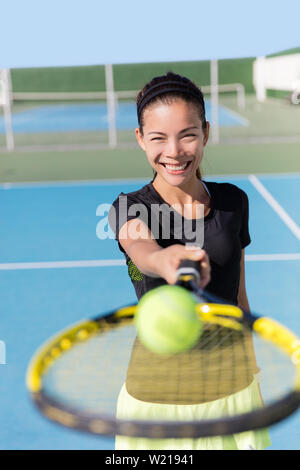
[137, 82, 204, 123]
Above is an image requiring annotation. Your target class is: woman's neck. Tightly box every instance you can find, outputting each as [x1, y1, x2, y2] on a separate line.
[152, 174, 209, 206]
[152, 174, 211, 219]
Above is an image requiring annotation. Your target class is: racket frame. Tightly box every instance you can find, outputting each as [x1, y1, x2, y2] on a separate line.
[26, 296, 300, 438]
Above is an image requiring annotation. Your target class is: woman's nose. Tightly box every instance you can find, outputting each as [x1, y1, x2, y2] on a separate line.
[165, 138, 181, 158]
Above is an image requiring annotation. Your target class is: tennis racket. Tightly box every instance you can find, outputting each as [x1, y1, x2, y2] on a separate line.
[26, 259, 300, 439]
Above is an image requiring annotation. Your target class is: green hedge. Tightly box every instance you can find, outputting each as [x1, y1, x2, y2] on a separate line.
[267, 46, 300, 58]
[218, 57, 255, 94]
[10, 57, 256, 94]
[113, 60, 211, 91]
[11, 65, 106, 93]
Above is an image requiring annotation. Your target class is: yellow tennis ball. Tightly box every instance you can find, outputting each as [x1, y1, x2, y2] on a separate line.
[135, 285, 203, 355]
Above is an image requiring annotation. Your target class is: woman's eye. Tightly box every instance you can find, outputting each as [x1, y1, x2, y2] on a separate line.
[150, 134, 197, 142]
[182, 134, 196, 139]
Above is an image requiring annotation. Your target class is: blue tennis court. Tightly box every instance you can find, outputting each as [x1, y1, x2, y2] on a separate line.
[0, 101, 248, 134]
[0, 173, 299, 450]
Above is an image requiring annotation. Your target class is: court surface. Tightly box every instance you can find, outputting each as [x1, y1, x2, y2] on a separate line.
[0, 173, 299, 450]
[0, 101, 247, 134]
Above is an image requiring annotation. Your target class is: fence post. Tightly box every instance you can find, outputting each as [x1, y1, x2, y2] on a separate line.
[210, 60, 219, 144]
[0, 69, 14, 151]
[105, 64, 117, 148]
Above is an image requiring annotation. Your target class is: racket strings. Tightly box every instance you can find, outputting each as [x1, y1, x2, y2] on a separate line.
[43, 322, 134, 413]
[41, 317, 297, 422]
[124, 323, 258, 404]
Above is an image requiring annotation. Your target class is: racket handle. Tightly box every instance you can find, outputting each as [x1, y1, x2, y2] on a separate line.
[176, 259, 201, 284]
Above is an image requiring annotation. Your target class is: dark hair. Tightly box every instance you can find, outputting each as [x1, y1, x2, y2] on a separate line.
[137, 71, 206, 130]
[136, 72, 206, 180]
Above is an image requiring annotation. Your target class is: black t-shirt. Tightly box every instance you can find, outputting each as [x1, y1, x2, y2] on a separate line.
[109, 180, 251, 304]
[108, 180, 255, 404]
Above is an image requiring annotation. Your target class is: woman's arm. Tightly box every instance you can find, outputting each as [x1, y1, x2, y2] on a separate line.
[118, 218, 211, 288]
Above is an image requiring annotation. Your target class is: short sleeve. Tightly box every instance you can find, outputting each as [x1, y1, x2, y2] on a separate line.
[108, 192, 150, 253]
[239, 190, 251, 248]
[108, 193, 138, 239]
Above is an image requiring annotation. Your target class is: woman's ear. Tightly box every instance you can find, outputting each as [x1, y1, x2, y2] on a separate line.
[135, 128, 146, 151]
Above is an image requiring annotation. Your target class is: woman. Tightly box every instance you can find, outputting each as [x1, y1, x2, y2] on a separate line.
[109, 72, 271, 450]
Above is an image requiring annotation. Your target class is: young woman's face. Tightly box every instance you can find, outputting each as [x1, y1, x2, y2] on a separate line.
[136, 99, 209, 186]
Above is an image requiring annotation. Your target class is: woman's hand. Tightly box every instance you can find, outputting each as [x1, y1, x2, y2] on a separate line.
[151, 245, 211, 288]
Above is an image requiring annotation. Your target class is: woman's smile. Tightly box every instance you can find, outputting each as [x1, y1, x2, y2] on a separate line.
[159, 160, 193, 175]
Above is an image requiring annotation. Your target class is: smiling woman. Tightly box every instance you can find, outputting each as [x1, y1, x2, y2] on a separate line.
[136, 73, 208, 184]
[108, 72, 270, 450]
[136, 100, 209, 184]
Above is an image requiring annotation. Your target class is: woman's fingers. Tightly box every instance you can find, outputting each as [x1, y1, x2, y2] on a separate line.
[158, 245, 211, 286]
[180, 247, 211, 288]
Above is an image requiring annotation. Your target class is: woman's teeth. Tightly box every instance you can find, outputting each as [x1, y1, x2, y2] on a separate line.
[164, 162, 189, 170]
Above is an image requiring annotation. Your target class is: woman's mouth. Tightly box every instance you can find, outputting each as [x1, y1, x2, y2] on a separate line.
[160, 161, 192, 175]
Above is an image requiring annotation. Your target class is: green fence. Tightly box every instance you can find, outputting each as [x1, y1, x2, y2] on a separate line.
[10, 57, 255, 93]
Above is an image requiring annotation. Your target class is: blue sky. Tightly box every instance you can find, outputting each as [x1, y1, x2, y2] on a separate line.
[1, 0, 300, 68]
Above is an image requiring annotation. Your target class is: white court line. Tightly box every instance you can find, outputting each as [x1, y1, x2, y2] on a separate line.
[249, 174, 300, 241]
[0, 255, 299, 270]
[245, 253, 300, 261]
[0, 259, 126, 270]
[0, 178, 150, 190]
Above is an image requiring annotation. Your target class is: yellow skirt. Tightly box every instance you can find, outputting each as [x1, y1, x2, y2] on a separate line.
[115, 380, 271, 450]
